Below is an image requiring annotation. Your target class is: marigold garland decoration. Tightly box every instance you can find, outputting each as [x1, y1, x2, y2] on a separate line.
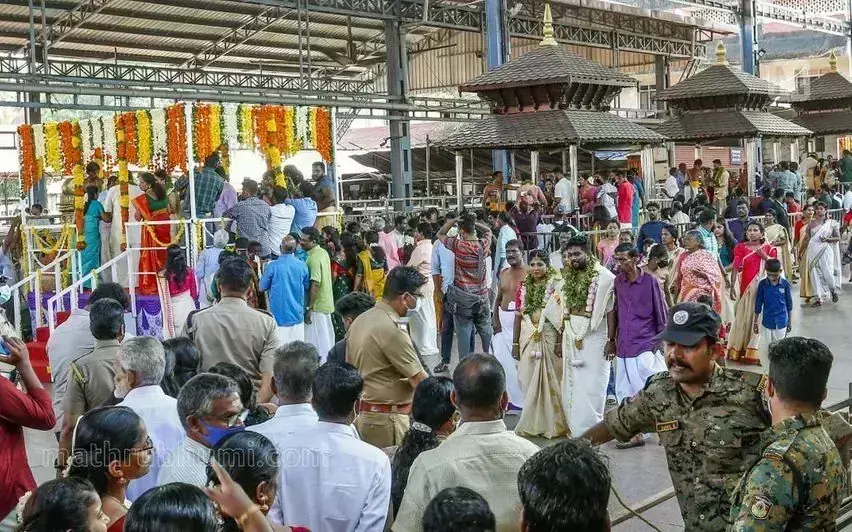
[193, 104, 212, 163]
[144, 220, 185, 247]
[308, 107, 319, 153]
[120, 112, 138, 165]
[17, 125, 37, 193]
[314, 107, 333, 163]
[209, 104, 222, 157]
[70, 121, 87, 251]
[237, 104, 254, 150]
[166, 104, 187, 173]
[43, 122, 61, 172]
[58, 121, 75, 175]
[116, 114, 129, 252]
[283, 106, 296, 157]
[136, 110, 153, 168]
[252, 105, 269, 152]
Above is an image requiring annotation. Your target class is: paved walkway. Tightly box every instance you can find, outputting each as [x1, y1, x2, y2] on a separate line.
[20, 282, 852, 530]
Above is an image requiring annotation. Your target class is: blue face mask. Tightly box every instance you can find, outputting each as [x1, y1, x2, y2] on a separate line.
[199, 420, 244, 447]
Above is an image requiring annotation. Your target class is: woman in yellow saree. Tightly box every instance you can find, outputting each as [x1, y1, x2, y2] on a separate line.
[353, 232, 387, 299]
[133, 172, 172, 295]
[764, 209, 793, 279]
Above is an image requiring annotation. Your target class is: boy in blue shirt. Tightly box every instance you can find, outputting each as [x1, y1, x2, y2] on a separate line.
[753, 258, 792, 367]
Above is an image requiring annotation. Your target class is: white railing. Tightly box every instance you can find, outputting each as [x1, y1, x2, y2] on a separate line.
[10, 248, 78, 337]
[43, 217, 230, 332]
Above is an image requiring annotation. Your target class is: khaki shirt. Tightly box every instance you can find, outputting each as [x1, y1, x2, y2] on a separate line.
[62, 338, 122, 419]
[605, 364, 769, 531]
[346, 302, 422, 405]
[728, 412, 848, 531]
[187, 297, 280, 389]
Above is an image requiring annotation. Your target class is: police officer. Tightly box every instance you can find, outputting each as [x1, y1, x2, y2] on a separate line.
[346, 266, 429, 449]
[581, 301, 770, 531]
[728, 337, 847, 531]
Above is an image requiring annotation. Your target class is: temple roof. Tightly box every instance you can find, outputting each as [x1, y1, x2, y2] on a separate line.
[655, 43, 786, 104]
[790, 52, 852, 108]
[653, 109, 811, 141]
[790, 110, 852, 135]
[458, 45, 637, 93]
[436, 109, 664, 150]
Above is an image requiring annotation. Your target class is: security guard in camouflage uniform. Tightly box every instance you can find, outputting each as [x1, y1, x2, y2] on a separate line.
[729, 337, 847, 531]
[581, 302, 771, 531]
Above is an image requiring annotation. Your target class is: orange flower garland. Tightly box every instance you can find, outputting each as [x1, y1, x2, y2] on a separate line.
[116, 114, 129, 251]
[314, 107, 333, 163]
[17, 124, 37, 193]
[193, 104, 212, 162]
[121, 112, 138, 165]
[252, 106, 270, 151]
[166, 104, 187, 172]
[58, 120, 75, 175]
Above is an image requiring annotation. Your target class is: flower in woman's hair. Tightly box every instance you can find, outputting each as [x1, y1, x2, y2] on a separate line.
[15, 491, 32, 524]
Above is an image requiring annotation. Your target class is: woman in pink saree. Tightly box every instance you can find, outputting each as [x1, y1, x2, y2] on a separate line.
[727, 221, 777, 364]
[671, 230, 726, 314]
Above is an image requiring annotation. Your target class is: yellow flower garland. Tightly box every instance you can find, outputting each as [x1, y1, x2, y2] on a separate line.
[283, 107, 296, 158]
[308, 108, 318, 152]
[44, 122, 62, 172]
[136, 110, 153, 167]
[238, 104, 254, 149]
[209, 104, 222, 153]
[32, 225, 72, 255]
[144, 220, 185, 248]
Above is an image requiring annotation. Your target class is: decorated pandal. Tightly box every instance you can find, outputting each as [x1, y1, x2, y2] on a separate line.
[16, 101, 337, 335]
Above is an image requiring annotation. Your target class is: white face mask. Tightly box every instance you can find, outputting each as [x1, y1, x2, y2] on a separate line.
[405, 294, 422, 316]
[0, 285, 11, 306]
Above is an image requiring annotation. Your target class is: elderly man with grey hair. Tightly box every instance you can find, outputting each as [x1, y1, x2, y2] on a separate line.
[157, 372, 243, 487]
[115, 336, 183, 501]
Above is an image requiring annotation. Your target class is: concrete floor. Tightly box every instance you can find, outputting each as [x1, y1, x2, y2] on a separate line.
[19, 281, 852, 531]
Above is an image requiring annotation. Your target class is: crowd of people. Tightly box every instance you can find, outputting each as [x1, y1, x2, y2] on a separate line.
[2, 152, 852, 531]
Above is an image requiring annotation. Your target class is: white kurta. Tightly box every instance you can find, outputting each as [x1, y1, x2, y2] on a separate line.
[102, 184, 142, 287]
[491, 304, 525, 409]
[562, 316, 610, 436]
[408, 240, 439, 357]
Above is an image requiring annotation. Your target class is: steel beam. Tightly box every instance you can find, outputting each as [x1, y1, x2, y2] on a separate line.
[485, 0, 508, 176]
[385, 17, 413, 211]
[16, 0, 117, 55]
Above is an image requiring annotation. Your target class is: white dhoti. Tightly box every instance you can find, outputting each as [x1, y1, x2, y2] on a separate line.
[490, 306, 524, 409]
[162, 290, 195, 340]
[408, 280, 439, 357]
[108, 228, 141, 288]
[306, 312, 334, 363]
[615, 350, 667, 403]
[278, 323, 305, 346]
[562, 317, 609, 436]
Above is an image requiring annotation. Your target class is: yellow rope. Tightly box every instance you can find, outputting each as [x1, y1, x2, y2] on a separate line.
[143, 220, 186, 248]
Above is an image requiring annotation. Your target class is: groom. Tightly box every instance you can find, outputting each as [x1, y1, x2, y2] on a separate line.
[491, 239, 527, 410]
[559, 235, 616, 436]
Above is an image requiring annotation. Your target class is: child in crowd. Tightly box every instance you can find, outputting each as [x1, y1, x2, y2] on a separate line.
[753, 258, 792, 367]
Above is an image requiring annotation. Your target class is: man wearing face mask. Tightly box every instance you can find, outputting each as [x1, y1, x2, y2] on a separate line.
[57, 298, 127, 476]
[729, 337, 847, 531]
[346, 266, 429, 449]
[581, 302, 770, 531]
[157, 373, 243, 487]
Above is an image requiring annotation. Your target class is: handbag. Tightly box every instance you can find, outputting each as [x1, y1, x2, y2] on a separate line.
[446, 285, 484, 320]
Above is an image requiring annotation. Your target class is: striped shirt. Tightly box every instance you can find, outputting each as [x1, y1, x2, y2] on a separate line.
[446, 235, 491, 295]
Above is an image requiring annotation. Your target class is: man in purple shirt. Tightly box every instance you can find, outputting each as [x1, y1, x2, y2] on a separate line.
[611, 242, 668, 448]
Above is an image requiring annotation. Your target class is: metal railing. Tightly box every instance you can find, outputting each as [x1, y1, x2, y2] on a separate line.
[9, 248, 78, 337]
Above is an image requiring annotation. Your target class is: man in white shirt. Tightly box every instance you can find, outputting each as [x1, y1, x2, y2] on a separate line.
[393, 354, 540, 532]
[157, 373, 244, 487]
[553, 170, 576, 212]
[114, 336, 183, 502]
[596, 175, 618, 219]
[663, 167, 680, 199]
[102, 180, 142, 287]
[269, 361, 391, 532]
[249, 341, 320, 453]
[47, 282, 130, 437]
[264, 186, 295, 260]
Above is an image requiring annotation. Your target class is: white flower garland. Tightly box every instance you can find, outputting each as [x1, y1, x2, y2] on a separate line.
[91, 116, 103, 153]
[222, 103, 238, 147]
[33, 124, 45, 161]
[79, 119, 93, 162]
[102, 115, 116, 160]
[295, 106, 309, 147]
[150, 108, 166, 158]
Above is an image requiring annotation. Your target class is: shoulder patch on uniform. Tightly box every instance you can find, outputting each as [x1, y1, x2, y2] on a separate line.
[749, 495, 773, 520]
[70, 361, 85, 384]
[763, 432, 797, 461]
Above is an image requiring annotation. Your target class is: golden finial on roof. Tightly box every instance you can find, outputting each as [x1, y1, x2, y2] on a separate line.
[829, 50, 838, 71]
[540, 3, 557, 46]
[715, 41, 728, 65]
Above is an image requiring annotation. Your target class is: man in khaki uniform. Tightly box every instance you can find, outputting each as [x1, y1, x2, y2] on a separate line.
[57, 298, 126, 472]
[187, 257, 280, 404]
[347, 266, 429, 448]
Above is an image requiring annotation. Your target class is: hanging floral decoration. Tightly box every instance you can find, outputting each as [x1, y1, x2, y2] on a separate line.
[102, 116, 116, 161]
[314, 107, 333, 163]
[237, 104, 254, 150]
[209, 104, 222, 158]
[79, 119, 93, 163]
[57, 121, 76, 175]
[166, 103, 187, 173]
[144, 220, 185, 247]
[92, 147, 104, 181]
[69, 121, 87, 251]
[222, 104, 238, 151]
[252, 105, 269, 152]
[280, 106, 296, 158]
[193, 104, 212, 163]
[115, 114, 130, 251]
[136, 110, 153, 168]
[120, 112, 138, 165]
[33, 124, 45, 162]
[32, 224, 73, 255]
[308, 107, 319, 153]
[43, 122, 61, 172]
[150, 108, 167, 161]
[294, 106, 308, 147]
[17, 125, 37, 193]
